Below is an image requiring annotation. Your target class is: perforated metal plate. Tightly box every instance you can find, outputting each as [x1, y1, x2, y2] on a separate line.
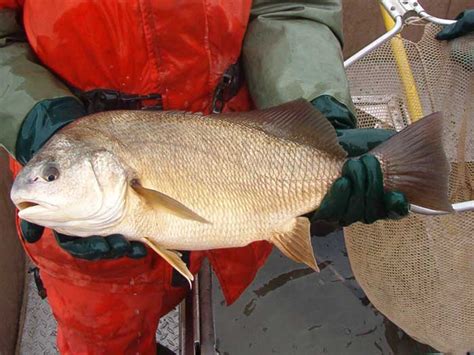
[17, 261, 181, 354]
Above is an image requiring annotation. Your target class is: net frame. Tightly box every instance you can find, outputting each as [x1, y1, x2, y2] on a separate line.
[342, 16, 474, 354]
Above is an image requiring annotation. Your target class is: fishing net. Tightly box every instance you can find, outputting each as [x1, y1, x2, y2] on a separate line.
[344, 23, 474, 354]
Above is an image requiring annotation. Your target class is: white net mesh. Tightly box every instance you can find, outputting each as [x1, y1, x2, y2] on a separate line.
[344, 23, 474, 354]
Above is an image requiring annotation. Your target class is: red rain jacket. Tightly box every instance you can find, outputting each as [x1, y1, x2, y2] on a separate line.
[3, 0, 273, 353]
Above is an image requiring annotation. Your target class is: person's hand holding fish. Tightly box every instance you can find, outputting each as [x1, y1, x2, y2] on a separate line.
[10, 99, 452, 286]
[436, 9, 474, 41]
[310, 97, 409, 234]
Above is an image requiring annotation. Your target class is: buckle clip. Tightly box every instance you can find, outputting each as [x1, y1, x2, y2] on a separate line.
[212, 62, 243, 114]
[28, 267, 47, 299]
[77, 89, 163, 113]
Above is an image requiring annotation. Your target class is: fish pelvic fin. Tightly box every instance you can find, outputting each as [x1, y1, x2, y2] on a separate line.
[142, 237, 194, 289]
[370, 112, 453, 212]
[270, 217, 319, 272]
[132, 180, 210, 224]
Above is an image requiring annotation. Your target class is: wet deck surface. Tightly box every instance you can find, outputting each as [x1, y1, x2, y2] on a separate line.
[212, 231, 435, 355]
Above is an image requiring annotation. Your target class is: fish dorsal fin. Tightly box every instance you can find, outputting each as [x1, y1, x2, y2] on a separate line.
[216, 99, 347, 159]
[132, 180, 210, 224]
[271, 217, 319, 272]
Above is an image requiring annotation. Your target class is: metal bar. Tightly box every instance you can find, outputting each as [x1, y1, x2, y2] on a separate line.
[180, 292, 196, 355]
[193, 274, 201, 354]
[379, 0, 418, 20]
[417, 11, 456, 26]
[344, 16, 404, 68]
[181, 260, 218, 355]
[379, 0, 456, 26]
[179, 302, 187, 355]
[411, 201, 474, 215]
[198, 260, 218, 355]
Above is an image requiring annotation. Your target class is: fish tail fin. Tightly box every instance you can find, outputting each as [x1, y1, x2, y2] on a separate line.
[371, 112, 452, 212]
[270, 217, 319, 272]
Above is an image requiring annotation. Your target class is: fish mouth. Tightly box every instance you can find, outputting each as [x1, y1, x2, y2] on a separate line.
[17, 201, 40, 211]
[16, 200, 59, 225]
[14, 199, 58, 213]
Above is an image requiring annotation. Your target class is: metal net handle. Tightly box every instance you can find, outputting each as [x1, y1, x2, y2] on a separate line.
[343, 0, 474, 216]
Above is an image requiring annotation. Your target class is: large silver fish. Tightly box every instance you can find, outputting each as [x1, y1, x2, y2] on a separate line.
[10, 100, 451, 285]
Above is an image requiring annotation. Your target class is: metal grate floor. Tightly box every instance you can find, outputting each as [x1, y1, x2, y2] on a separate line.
[17, 261, 181, 354]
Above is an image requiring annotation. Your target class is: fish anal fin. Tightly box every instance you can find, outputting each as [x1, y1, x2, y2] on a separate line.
[270, 217, 319, 272]
[132, 180, 210, 224]
[142, 237, 194, 288]
[217, 99, 347, 159]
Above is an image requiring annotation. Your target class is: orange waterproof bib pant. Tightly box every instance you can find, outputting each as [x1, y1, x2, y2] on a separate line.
[4, 0, 273, 353]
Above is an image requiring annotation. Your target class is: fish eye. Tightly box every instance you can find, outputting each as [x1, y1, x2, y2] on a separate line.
[42, 165, 60, 182]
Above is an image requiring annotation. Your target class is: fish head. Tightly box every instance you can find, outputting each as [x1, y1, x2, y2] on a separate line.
[10, 135, 129, 236]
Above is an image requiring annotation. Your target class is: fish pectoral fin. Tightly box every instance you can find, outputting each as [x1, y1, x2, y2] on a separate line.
[142, 237, 194, 288]
[270, 217, 319, 272]
[132, 180, 210, 224]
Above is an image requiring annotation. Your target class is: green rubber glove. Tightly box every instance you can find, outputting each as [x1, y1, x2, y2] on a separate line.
[55, 233, 147, 260]
[16, 97, 147, 260]
[311, 155, 409, 226]
[312, 95, 396, 156]
[311, 95, 357, 130]
[436, 9, 474, 41]
[16, 97, 86, 165]
[310, 97, 409, 234]
[19, 220, 146, 259]
[335, 128, 396, 158]
[19, 219, 44, 243]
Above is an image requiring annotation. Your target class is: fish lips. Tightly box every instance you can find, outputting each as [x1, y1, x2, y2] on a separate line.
[14, 199, 59, 223]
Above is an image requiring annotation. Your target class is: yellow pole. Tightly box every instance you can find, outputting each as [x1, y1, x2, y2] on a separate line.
[380, 5, 424, 121]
